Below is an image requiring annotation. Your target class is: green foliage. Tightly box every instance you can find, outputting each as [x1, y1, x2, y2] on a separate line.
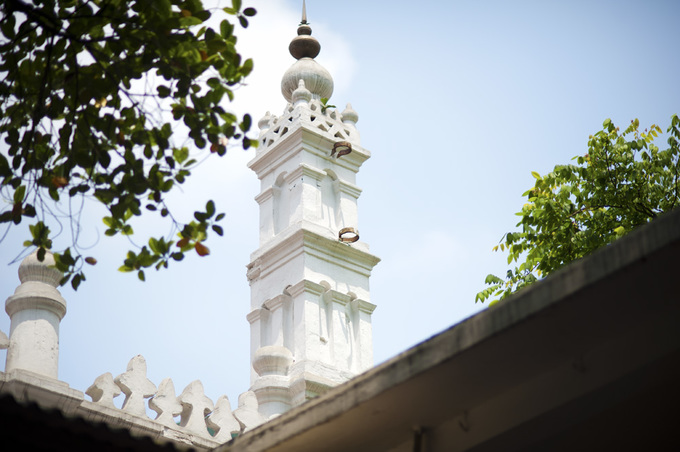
[476, 115, 680, 304]
[0, 0, 257, 289]
[320, 97, 335, 114]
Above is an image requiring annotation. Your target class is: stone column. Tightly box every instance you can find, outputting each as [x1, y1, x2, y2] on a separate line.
[5, 250, 66, 378]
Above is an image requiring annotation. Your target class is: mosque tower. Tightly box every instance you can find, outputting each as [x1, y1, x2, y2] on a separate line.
[245, 3, 380, 418]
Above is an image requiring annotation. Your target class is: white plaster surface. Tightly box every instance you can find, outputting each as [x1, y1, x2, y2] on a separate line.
[247, 53, 380, 419]
[207, 395, 241, 442]
[178, 380, 214, 435]
[150, 377, 182, 427]
[0, 330, 8, 349]
[85, 372, 121, 408]
[114, 355, 157, 417]
[4, 251, 66, 379]
[233, 390, 267, 432]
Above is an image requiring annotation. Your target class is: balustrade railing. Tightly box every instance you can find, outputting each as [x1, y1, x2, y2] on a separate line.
[86, 355, 266, 441]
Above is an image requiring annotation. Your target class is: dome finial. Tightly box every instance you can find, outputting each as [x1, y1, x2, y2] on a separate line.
[281, 1, 334, 102]
[289, 1, 319, 60]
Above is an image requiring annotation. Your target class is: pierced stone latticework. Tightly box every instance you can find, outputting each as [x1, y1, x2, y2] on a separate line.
[258, 94, 361, 152]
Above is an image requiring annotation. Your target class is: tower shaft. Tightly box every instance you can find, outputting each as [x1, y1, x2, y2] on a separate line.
[246, 12, 379, 418]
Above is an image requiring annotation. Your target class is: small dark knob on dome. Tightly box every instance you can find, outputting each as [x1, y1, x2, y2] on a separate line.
[298, 24, 312, 36]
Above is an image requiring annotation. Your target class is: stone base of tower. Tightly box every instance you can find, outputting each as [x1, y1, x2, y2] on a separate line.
[250, 348, 357, 419]
[248, 271, 377, 418]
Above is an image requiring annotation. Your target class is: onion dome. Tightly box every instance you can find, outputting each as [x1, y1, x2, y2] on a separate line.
[281, 2, 334, 103]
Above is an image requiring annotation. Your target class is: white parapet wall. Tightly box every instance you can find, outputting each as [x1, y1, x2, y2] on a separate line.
[0, 354, 267, 450]
[0, 251, 266, 450]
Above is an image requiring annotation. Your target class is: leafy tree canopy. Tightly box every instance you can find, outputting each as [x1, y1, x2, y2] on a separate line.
[476, 115, 680, 305]
[0, 0, 257, 288]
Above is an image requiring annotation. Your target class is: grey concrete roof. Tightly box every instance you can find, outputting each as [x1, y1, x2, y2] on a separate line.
[0, 393, 188, 452]
[217, 208, 680, 452]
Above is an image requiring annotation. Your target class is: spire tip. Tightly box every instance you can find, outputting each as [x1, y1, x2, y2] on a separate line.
[301, 0, 308, 25]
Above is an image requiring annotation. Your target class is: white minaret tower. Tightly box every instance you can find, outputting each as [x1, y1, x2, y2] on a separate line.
[246, 5, 380, 418]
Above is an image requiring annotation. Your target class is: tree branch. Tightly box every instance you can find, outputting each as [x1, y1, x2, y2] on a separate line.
[8, 0, 120, 44]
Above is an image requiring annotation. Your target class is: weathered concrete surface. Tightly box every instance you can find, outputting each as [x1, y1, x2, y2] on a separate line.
[216, 207, 680, 451]
[5, 251, 66, 379]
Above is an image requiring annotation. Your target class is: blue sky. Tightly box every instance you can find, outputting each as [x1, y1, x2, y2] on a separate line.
[1, 0, 679, 408]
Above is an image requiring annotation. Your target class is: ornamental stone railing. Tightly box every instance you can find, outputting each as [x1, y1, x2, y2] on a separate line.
[85, 355, 266, 445]
[257, 80, 361, 152]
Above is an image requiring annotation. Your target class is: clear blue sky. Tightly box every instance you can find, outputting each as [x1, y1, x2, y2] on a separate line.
[1, 0, 679, 408]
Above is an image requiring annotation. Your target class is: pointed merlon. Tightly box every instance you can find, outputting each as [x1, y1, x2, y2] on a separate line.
[114, 355, 157, 418]
[178, 380, 214, 436]
[207, 395, 241, 442]
[86, 372, 121, 408]
[301, 0, 308, 25]
[0, 330, 8, 350]
[150, 378, 183, 428]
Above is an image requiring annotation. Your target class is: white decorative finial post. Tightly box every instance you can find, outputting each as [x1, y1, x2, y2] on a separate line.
[5, 250, 67, 378]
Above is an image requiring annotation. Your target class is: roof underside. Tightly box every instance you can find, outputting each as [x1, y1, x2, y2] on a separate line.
[218, 208, 680, 452]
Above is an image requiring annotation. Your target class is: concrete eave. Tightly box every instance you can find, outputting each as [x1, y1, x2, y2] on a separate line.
[218, 208, 680, 451]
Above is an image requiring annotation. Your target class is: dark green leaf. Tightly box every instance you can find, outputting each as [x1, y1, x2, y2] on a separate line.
[14, 185, 26, 204]
[212, 224, 223, 236]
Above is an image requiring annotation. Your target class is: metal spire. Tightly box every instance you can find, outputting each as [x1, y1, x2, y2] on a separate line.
[301, 0, 308, 25]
